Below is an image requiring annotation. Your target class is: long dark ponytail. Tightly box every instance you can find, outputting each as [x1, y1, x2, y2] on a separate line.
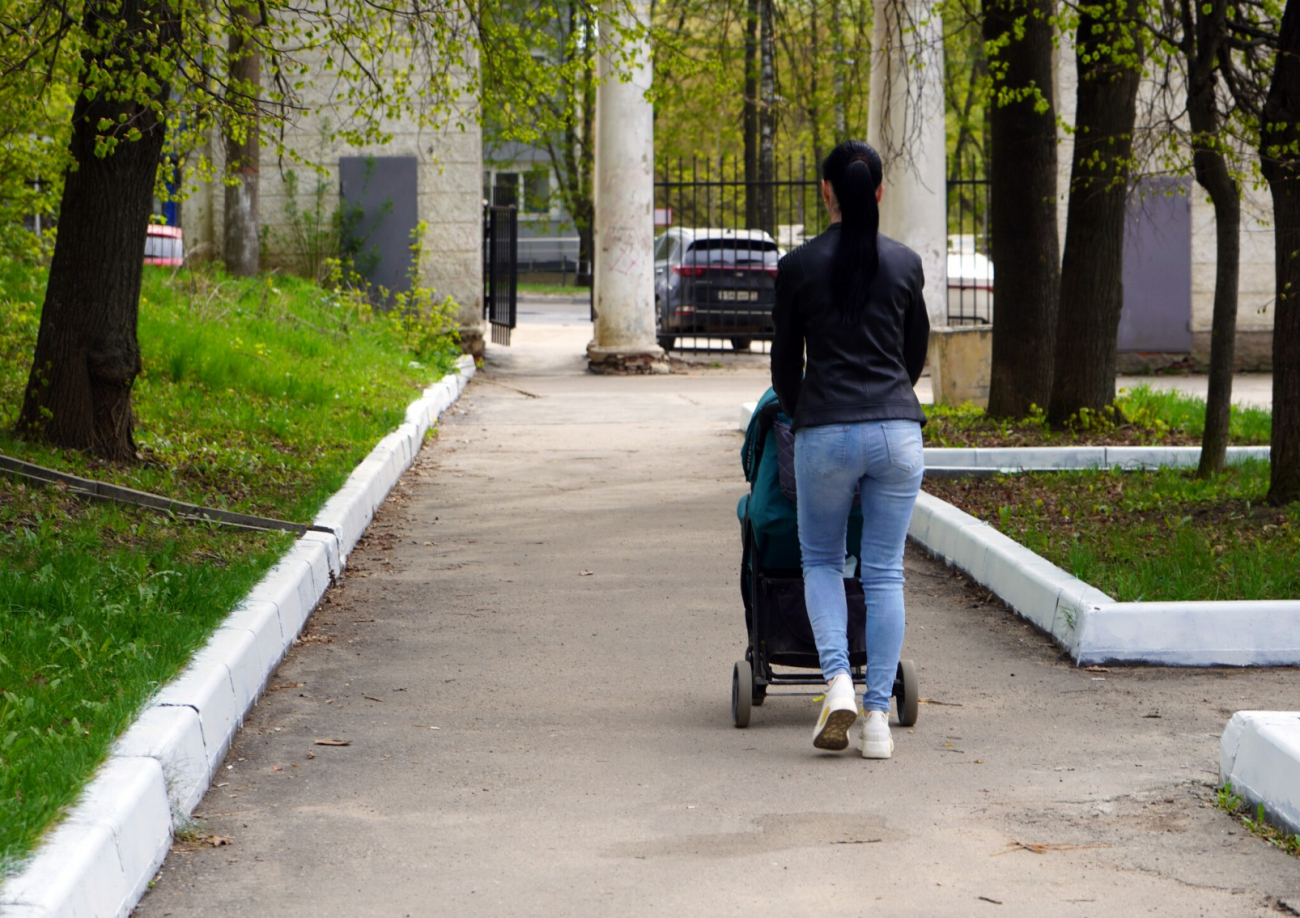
[822, 140, 883, 320]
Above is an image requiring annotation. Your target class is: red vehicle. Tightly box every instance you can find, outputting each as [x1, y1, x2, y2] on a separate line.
[144, 225, 184, 266]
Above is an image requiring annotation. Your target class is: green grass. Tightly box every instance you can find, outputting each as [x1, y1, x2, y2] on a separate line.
[922, 384, 1271, 448]
[1218, 783, 1300, 858]
[926, 461, 1300, 602]
[517, 281, 589, 294]
[0, 260, 459, 872]
[1116, 384, 1272, 444]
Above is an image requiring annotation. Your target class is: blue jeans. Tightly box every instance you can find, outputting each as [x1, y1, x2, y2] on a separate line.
[794, 420, 924, 712]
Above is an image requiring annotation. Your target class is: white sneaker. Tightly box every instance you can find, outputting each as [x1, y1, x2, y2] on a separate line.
[850, 709, 894, 759]
[812, 673, 858, 751]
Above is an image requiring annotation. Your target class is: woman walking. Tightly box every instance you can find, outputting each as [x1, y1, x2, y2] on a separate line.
[770, 140, 930, 759]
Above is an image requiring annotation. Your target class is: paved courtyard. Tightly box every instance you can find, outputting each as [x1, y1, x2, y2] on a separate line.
[137, 299, 1299, 916]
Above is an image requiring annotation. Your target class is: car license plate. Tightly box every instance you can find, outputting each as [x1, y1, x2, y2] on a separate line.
[718, 290, 757, 302]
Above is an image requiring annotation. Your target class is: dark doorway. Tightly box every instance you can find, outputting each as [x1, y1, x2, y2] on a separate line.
[339, 156, 419, 300]
[1119, 179, 1193, 353]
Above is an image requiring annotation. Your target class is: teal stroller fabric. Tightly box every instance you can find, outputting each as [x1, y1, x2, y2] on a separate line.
[739, 388, 863, 572]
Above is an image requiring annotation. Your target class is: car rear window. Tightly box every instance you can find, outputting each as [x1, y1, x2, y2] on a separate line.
[684, 238, 778, 265]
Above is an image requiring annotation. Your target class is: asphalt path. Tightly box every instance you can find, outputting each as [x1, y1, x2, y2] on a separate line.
[137, 300, 1299, 917]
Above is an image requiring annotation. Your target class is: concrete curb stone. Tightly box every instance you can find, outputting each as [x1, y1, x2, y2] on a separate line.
[0, 758, 171, 918]
[909, 490, 1300, 668]
[1220, 712, 1300, 836]
[0, 356, 475, 918]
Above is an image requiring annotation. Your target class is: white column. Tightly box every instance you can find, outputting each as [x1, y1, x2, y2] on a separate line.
[588, 0, 664, 372]
[868, 0, 948, 328]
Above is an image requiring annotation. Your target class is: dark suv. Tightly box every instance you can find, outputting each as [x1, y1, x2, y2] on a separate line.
[654, 228, 781, 350]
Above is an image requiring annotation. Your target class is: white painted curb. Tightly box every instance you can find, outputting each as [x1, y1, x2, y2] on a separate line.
[922, 444, 1270, 472]
[0, 355, 476, 918]
[739, 402, 757, 432]
[735, 402, 1269, 469]
[908, 492, 1111, 658]
[909, 491, 1300, 667]
[1220, 711, 1300, 836]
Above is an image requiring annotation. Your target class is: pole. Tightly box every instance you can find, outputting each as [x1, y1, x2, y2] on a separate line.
[588, 0, 665, 372]
[868, 0, 948, 328]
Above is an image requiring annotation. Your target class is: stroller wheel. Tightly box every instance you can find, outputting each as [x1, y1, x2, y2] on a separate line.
[896, 659, 919, 727]
[732, 660, 752, 728]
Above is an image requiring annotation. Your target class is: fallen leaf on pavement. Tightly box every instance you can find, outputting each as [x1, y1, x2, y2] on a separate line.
[1085, 665, 1110, 673]
[364, 695, 384, 703]
[268, 682, 304, 692]
[580, 570, 595, 576]
[314, 738, 351, 746]
[978, 896, 1002, 905]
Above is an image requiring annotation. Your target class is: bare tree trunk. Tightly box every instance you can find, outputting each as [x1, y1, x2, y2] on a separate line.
[744, 0, 760, 227]
[16, 0, 177, 461]
[809, 0, 822, 167]
[983, 0, 1059, 418]
[831, 0, 846, 138]
[758, 0, 776, 235]
[1047, 6, 1142, 424]
[223, 2, 261, 276]
[576, 52, 596, 287]
[547, 0, 596, 286]
[1187, 1, 1239, 478]
[1261, 0, 1300, 505]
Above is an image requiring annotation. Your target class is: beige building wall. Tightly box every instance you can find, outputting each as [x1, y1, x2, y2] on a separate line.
[1053, 42, 1275, 369]
[183, 49, 485, 354]
[1190, 188, 1274, 368]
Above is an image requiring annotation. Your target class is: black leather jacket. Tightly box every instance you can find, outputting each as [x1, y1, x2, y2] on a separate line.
[771, 225, 930, 430]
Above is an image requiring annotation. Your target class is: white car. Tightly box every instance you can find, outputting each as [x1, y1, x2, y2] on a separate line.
[946, 234, 993, 324]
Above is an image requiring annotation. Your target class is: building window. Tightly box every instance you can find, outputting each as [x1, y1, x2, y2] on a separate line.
[492, 171, 518, 207]
[523, 168, 550, 215]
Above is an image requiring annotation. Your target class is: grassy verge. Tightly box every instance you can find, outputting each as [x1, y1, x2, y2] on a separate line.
[924, 461, 1300, 602]
[923, 386, 1272, 448]
[0, 260, 459, 872]
[517, 281, 589, 295]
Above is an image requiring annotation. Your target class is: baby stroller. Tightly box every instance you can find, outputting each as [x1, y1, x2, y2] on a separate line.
[733, 388, 919, 729]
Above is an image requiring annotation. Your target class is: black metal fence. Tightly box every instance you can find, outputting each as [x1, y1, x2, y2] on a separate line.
[946, 176, 993, 326]
[485, 157, 991, 352]
[654, 157, 827, 353]
[483, 201, 518, 346]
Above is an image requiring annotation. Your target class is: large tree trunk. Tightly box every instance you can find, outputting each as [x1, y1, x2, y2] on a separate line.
[1261, 0, 1300, 505]
[831, 0, 847, 138]
[15, 0, 177, 461]
[983, 0, 1060, 418]
[744, 0, 760, 228]
[757, 0, 777, 235]
[1187, 35, 1240, 477]
[223, 3, 261, 277]
[1046, 7, 1142, 424]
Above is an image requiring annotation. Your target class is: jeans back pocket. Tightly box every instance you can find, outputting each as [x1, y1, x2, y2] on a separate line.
[797, 425, 850, 478]
[882, 422, 923, 474]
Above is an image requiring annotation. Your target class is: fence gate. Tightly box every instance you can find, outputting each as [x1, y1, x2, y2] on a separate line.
[483, 200, 518, 346]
